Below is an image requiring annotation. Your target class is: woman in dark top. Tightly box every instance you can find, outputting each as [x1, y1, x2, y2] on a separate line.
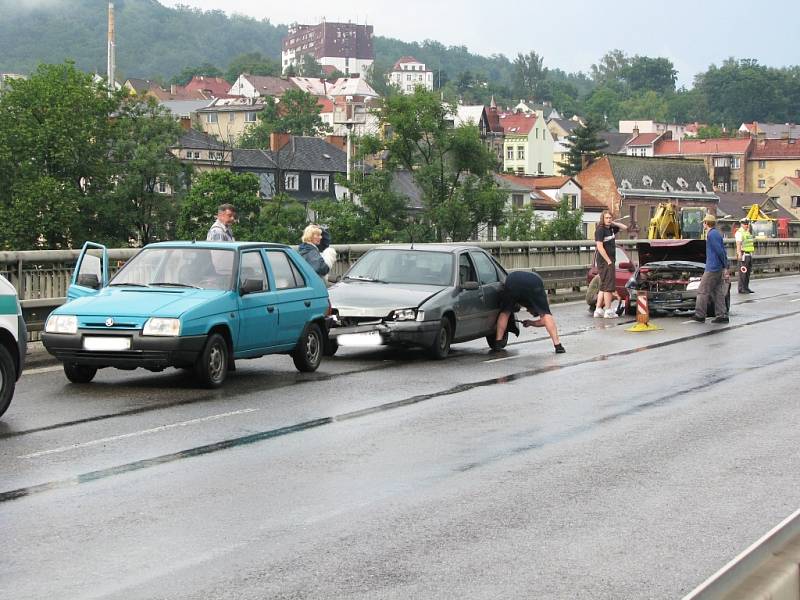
[298, 225, 330, 278]
[593, 210, 628, 318]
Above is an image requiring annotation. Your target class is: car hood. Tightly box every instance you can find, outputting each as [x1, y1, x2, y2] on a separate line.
[637, 239, 706, 265]
[59, 288, 228, 318]
[329, 281, 446, 317]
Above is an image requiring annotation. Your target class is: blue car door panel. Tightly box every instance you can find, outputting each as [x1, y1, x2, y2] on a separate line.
[236, 250, 279, 353]
[264, 250, 312, 347]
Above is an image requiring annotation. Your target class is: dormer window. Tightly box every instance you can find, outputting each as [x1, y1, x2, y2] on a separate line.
[696, 182, 708, 193]
[642, 175, 653, 187]
[661, 180, 673, 192]
[677, 177, 689, 189]
[620, 179, 632, 190]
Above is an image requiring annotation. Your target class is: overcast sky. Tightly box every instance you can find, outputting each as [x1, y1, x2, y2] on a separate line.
[158, 0, 798, 87]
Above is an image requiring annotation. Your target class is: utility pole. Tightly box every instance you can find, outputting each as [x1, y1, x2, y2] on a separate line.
[107, 2, 116, 95]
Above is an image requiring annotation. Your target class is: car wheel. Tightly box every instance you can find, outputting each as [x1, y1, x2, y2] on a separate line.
[292, 323, 323, 372]
[0, 345, 15, 418]
[64, 362, 97, 384]
[487, 330, 507, 350]
[195, 333, 228, 388]
[429, 318, 452, 360]
[323, 337, 338, 357]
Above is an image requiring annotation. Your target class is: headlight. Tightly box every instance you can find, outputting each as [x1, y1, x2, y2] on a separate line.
[142, 318, 181, 336]
[391, 308, 417, 321]
[45, 314, 78, 334]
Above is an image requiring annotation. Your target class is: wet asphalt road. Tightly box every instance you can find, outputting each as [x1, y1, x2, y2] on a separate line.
[2, 275, 800, 599]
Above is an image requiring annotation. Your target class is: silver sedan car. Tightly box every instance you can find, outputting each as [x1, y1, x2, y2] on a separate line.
[326, 245, 509, 359]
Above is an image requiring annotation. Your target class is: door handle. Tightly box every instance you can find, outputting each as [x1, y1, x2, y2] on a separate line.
[267, 306, 275, 313]
[304, 300, 311, 307]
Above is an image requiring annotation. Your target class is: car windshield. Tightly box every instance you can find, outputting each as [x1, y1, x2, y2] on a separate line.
[346, 250, 454, 286]
[110, 247, 235, 290]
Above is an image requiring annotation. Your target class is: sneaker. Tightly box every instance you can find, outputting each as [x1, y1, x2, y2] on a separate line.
[554, 343, 566, 354]
[603, 309, 618, 319]
[692, 315, 705, 323]
[711, 316, 729, 323]
[593, 308, 605, 318]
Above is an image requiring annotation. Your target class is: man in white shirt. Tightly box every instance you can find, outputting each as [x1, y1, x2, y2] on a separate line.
[206, 204, 236, 242]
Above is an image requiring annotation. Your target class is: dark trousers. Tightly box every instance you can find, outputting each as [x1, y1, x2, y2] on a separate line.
[738, 254, 752, 292]
[695, 270, 728, 319]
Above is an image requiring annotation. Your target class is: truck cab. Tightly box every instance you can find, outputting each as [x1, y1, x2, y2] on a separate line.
[0, 275, 27, 418]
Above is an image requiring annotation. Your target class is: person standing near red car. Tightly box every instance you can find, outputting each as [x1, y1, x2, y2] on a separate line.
[593, 210, 628, 318]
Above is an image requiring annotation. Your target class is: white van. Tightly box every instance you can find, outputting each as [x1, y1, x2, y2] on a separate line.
[0, 275, 26, 417]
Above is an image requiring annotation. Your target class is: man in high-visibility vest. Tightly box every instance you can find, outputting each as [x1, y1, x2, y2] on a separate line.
[735, 218, 755, 294]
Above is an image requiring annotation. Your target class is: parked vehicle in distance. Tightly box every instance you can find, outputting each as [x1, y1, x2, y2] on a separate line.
[0, 275, 27, 418]
[327, 245, 508, 359]
[626, 239, 730, 316]
[586, 245, 636, 315]
[42, 241, 330, 388]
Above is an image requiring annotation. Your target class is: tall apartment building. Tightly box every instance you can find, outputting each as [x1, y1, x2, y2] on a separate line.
[282, 22, 374, 78]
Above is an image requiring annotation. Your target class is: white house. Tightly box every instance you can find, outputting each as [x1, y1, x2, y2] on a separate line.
[387, 57, 434, 94]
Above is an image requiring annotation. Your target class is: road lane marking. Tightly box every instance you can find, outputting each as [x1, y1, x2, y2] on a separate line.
[22, 365, 63, 375]
[18, 408, 259, 459]
[484, 355, 520, 363]
[791, 298, 800, 303]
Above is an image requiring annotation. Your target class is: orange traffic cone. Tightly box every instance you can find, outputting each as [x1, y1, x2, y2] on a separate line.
[627, 290, 660, 332]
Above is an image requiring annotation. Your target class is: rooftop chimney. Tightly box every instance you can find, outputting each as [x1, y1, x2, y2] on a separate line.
[270, 132, 291, 152]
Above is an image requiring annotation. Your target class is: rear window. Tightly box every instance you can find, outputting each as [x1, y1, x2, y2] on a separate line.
[265, 251, 306, 289]
[348, 250, 454, 286]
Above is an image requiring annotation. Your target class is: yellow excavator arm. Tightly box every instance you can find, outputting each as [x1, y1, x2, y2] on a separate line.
[647, 202, 681, 239]
[744, 203, 774, 222]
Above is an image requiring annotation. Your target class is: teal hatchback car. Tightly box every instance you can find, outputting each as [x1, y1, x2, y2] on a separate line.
[42, 241, 330, 387]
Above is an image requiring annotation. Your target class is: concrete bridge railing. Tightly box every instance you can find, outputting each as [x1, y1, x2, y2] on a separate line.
[2, 239, 799, 340]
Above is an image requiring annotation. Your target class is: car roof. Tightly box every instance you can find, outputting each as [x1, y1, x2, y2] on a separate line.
[365, 244, 483, 254]
[145, 241, 291, 251]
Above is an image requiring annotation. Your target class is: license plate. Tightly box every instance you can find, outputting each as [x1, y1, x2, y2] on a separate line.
[83, 336, 131, 351]
[337, 331, 384, 347]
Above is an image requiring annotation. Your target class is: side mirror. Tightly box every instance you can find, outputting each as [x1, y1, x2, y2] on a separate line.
[461, 281, 480, 291]
[618, 261, 634, 272]
[77, 273, 100, 289]
[240, 278, 264, 295]
[328, 274, 341, 283]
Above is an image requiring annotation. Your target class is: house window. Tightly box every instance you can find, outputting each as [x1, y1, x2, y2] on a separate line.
[284, 172, 299, 191]
[512, 193, 524, 208]
[795, 170, 800, 177]
[209, 151, 223, 161]
[758, 179, 766, 189]
[792, 196, 799, 208]
[517, 146, 525, 160]
[731, 179, 739, 192]
[229, 113, 235, 123]
[311, 174, 329, 192]
[629, 205, 637, 226]
[157, 181, 168, 194]
[206, 113, 218, 124]
[639, 147, 646, 156]
[516, 167, 524, 174]
[649, 205, 657, 220]
[758, 160, 766, 169]
[406, 74, 412, 81]
[507, 146, 514, 160]
[564, 194, 578, 210]
[535, 129, 539, 139]
[732, 157, 741, 169]
[713, 157, 730, 167]
[537, 162, 542, 174]
[245, 112, 257, 123]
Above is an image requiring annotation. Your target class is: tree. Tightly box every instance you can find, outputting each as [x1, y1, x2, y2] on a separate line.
[107, 96, 187, 245]
[299, 54, 323, 78]
[513, 51, 548, 101]
[556, 120, 609, 176]
[225, 52, 281, 84]
[625, 56, 677, 94]
[254, 193, 308, 244]
[175, 171, 262, 241]
[590, 49, 630, 88]
[0, 62, 120, 249]
[539, 197, 584, 240]
[170, 63, 223, 86]
[696, 124, 726, 139]
[500, 206, 541, 241]
[238, 89, 331, 148]
[366, 89, 506, 241]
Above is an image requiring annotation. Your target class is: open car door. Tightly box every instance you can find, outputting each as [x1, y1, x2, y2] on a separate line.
[67, 242, 108, 301]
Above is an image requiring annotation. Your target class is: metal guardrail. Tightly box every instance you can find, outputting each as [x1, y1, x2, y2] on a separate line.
[683, 507, 800, 599]
[2, 240, 799, 340]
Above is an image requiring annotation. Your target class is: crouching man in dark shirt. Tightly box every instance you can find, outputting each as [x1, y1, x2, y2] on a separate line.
[494, 270, 565, 354]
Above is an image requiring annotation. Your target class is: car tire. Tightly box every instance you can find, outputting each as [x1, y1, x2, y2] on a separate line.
[323, 337, 338, 357]
[292, 323, 323, 372]
[487, 330, 507, 350]
[429, 318, 452, 360]
[195, 333, 228, 388]
[0, 344, 16, 418]
[64, 362, 97, 384]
